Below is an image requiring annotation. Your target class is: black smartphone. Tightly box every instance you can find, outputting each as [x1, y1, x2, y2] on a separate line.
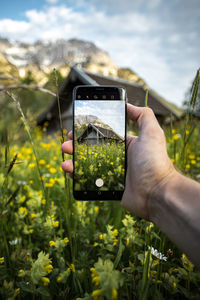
[72, 85, 127, 200]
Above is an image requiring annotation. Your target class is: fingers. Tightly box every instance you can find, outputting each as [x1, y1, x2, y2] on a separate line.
[61, 159, 73, 173]
[127, 103, 161, 135]
[61, 140, 73, 154]
[127, 134, 138, 148]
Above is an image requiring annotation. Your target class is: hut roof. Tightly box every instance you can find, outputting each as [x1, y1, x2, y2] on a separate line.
[37, 66, 184, 132]
[78, 123, 123, 142]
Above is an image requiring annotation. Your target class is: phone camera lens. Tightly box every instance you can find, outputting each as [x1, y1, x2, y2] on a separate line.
[102, 95, 106, 99]
[94, 95, 98, 99]
[77, 95, 81, 99]
[86, 95, 89, 99]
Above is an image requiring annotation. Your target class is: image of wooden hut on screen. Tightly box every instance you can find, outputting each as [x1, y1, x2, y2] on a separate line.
[77, 123, 123, 145]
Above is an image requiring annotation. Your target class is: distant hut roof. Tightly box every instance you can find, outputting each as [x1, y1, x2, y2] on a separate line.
[37, 66, 184, 133]
[84, 69, 184, 119]
[77, 123, 123, 142]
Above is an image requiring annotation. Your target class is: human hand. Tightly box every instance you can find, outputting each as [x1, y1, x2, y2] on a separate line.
[121, 104, 176, 220]
[61, 104, 177, 221]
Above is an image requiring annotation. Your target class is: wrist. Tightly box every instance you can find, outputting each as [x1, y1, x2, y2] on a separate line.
[148, 169, 180, 224]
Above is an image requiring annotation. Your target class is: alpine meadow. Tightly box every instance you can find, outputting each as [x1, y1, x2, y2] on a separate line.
[0, 63, 200, 300]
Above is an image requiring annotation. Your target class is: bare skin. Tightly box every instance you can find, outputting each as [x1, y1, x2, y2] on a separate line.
[62, 103, 200, 267]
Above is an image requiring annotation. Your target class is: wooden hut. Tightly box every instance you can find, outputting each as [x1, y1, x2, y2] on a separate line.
[37, 66, 184, 133]
[77, 123, 123, 145]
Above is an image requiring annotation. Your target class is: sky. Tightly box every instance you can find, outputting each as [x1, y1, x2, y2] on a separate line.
[0, 0, 199, 106]
[75, 100, 125, 137]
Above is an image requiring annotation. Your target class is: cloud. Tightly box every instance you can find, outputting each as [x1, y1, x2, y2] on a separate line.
[0, 19, 30, 36]
[0, 2, 199, 106]
[75, 101, 125, 136]
[46, 0, 60, 3]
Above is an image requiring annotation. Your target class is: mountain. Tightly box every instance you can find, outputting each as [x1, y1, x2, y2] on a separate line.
[75, 114, 112, 130]
[0, 38, 117, 74]
[75, 115, 110, 128]
[0, 37, 148, 87]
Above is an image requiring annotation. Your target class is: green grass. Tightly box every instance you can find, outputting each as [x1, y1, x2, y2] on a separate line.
[0, 70, 200, 299]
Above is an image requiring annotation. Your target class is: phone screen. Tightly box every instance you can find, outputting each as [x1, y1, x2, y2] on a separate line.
[73, 86, 126, 200]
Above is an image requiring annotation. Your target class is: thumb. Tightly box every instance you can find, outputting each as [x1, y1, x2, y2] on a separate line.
[127, 103, 162, 135]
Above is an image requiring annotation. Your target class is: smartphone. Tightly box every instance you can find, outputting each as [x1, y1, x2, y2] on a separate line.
[72, 85, 127, 200]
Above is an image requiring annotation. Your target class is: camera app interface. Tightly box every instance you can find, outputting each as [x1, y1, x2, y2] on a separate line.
[74, 100, 125, 191]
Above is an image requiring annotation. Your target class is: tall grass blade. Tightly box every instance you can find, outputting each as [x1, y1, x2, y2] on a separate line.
[5, 90, 46, 198]
[190, 69, 199, 111]
[145, 89, 149, 107]
[6, 153, 18, 175]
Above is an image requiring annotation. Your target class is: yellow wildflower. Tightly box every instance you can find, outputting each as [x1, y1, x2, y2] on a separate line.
[50, 178, 55, 185]
[171, 129, 176, 134]
[186, 164, 190, 169]
[64, 237, 69, 244]
[0, 257, 4, 264]
[70, 264, 75, 271]
[49, 241, 55, 247]
[13, 288, 20, 297]
[92, 289, 102, 299]
[92, 275, 101, 286]
[19, 207, 28, 217]
[173, 134, 179, 140]
[126, 238, 129, 246]
[50, 167, 56, 174]
[191, 160, 196, 165]
[94, 206, 99, 213]
[111, 288, 118, 300]
[90, 267, 98, 278]
[171, 158, 175, 163]
[113, 229, 118, 237]
[39, 159, 46, 165]
[31, 213, 36, 219]
[42, 277, 50, 286]
[173, 282, 177, 289]
[41, 199, 46, 205]
[113, 239, 118, 246]
[45, 263, 53, 274]
[57, 276, 62, 283]
[29, 163, 35, 168]
[18, 269, 24, 277]
[29, 229, 34, 234]
[53, 221, 59, 228]
[189, 154, 195, 159]
[93, 242, 98, 247]
[99, 234, 103, 240]
[45, 182, 53, 188]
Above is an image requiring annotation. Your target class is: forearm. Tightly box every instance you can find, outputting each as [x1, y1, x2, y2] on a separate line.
[149, 171, 200, 268]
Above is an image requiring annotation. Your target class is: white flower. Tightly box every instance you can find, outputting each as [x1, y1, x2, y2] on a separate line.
[149, 246, 167, 261]
[17, 180, 27, 185]
[43, 173, 50, 177]
[9, 238, 21, 245]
